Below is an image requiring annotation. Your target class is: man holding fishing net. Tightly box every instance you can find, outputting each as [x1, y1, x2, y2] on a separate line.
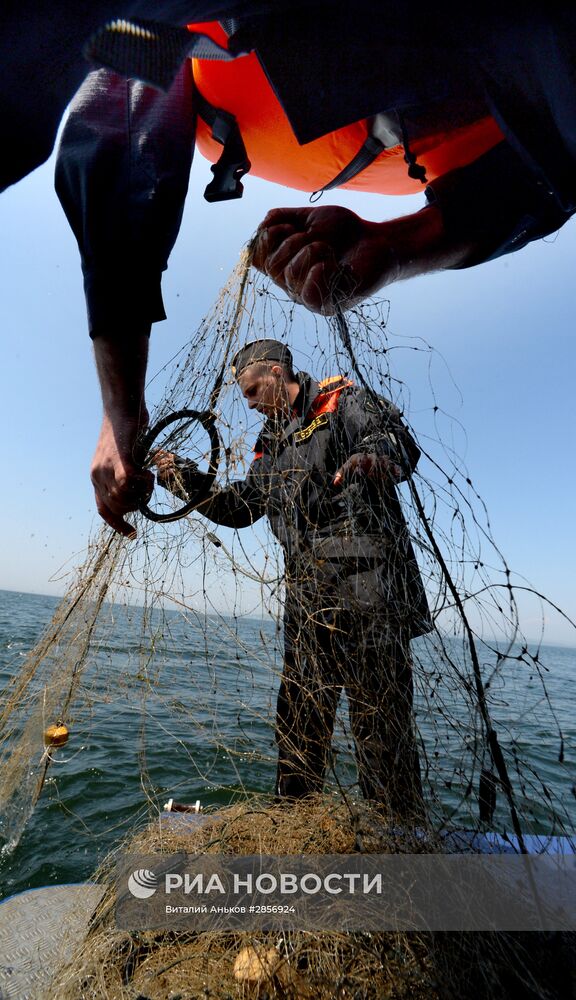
[53, 6, 576, 538]
[153, 338, 431, 818]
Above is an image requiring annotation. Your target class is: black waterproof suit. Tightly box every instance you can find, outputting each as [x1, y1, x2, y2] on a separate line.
[167, 373, 431, 815]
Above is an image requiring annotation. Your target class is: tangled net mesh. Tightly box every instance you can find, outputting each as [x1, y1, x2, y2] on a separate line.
[0, 248, 575, 997]
[48, 800, 575, 1000]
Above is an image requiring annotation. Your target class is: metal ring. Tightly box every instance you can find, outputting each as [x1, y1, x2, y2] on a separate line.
[136, 409, 220, 523]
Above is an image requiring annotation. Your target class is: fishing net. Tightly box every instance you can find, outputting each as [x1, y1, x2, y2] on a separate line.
[51, 800, 575, 1000]
[1, 248, 575, 996]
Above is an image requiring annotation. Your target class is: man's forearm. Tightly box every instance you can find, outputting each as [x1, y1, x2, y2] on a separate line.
[380, 204, 475, 282]
[90, 332, 153, 536]
[93, 332, 149, 426]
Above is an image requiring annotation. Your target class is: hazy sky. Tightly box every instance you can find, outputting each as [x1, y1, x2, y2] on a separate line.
[1, 136, 575, 643]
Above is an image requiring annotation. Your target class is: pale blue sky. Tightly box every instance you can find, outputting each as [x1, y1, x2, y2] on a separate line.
[0, 141, 575, 642]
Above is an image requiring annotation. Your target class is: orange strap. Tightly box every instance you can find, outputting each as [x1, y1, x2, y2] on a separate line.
[309, 378, 353, 416]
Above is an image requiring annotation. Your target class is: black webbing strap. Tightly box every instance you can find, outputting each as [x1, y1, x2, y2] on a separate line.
[310, 137, 385, 202]
[310, 111, 428, 201]
[194, 89, 252, 202]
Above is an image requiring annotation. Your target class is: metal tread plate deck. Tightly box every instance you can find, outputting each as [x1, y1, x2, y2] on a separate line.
[0, 882, 105, 1000]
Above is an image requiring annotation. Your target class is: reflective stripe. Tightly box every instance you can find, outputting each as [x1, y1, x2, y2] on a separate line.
[293, 413, 329, 442]
[318, 375, 349, 389]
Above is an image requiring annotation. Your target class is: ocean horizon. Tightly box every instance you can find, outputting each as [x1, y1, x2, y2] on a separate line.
[1, 587, 574, 901]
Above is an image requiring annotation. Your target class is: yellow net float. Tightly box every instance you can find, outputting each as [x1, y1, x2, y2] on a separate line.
[43, 724, 69, 748]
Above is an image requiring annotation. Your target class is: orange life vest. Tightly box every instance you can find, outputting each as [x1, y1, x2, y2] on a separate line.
[189, 21, 505, 198]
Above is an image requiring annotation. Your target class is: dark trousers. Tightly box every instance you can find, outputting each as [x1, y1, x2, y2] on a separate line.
[275, 607, 423, 821]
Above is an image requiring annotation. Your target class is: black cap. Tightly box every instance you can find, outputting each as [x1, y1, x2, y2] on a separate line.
[231, 339, 293, 378]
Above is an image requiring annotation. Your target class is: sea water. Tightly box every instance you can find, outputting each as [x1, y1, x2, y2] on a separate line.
[0, 588, 574, 900]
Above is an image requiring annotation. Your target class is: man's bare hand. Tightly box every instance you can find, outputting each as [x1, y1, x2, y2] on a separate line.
[252, 203, 474, 314]
[91, 413, 153, 538]
[252, 205, 400, 314]
[333, 452, 402, 487]
[151, 449, 178, 486]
